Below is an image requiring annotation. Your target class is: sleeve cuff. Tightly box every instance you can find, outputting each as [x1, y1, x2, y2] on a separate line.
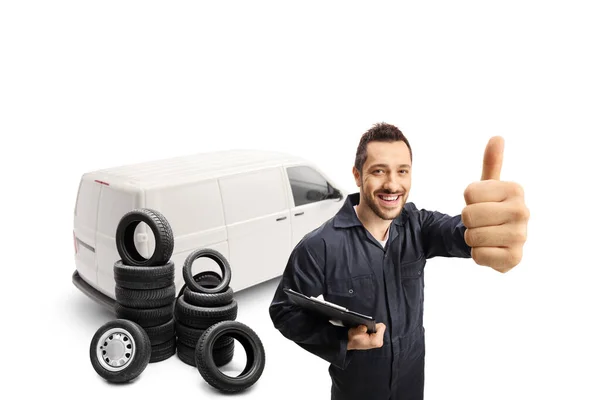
[333, 326, 353, 370]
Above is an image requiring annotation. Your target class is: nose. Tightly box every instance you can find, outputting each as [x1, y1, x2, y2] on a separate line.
[382, 175, 401, 192]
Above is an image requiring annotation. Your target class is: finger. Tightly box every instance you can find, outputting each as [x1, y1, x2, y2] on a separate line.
[462, 201, 529, 228]
[471, 246, 523, 271]
[481, 136, 504, 181]
[464, 224, 527, 248]
[349, 325, 365, 337]
[374, 323, 386, 336]
[372, 325, 385, 347]
[351, 325, 367, 337]
[464, 180, 524, 205]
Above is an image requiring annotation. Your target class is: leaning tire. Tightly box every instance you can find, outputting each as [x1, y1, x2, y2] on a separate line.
[89, 319, 151, 383]
[182, 248, 231, 294]
[114, 260, 175, 290]
[116, 208, 174, 267]
[195, 320, 266, 393]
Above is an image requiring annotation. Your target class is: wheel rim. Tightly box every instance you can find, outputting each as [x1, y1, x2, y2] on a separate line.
[96, 327, 136, 371]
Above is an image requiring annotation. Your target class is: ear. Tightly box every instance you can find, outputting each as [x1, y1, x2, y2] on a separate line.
[352, 166, 361, 187]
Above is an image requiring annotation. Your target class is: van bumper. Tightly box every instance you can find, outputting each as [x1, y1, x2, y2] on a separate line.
[72, 270, 115, 312]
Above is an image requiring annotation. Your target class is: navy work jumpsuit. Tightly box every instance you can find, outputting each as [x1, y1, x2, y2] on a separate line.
[269, 192, 472, 400]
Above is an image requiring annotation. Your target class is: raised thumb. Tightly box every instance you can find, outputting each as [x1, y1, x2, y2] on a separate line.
[481, 136, 505, 180]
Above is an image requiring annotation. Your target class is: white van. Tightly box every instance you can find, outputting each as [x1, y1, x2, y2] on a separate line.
[72, 149, 347, 309]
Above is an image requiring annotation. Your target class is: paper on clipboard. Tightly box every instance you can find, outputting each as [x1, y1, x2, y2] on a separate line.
[311, 294, 348, 310]
[313, 295, 345, 327]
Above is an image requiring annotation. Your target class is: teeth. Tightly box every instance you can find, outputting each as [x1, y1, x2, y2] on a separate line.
[381, 195, 399, 201]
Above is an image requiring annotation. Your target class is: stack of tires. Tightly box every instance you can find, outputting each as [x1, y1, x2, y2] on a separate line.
[174, 248, 238, 367]
[89, 209, 267, 393]
[113, 208, 177, 363]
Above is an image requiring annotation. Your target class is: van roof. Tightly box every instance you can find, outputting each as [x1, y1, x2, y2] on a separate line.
[83, 149, 308, 189]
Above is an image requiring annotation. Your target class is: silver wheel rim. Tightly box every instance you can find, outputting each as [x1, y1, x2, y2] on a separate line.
[96, 327, 136, 371]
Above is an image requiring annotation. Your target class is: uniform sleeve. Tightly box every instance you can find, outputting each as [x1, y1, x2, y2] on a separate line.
[418, 209, 472, 259]
[268, 238, 352, 370]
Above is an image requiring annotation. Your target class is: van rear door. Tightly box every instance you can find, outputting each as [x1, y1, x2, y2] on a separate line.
[95, 183, 141, 298]
[73, 176, 102, 287]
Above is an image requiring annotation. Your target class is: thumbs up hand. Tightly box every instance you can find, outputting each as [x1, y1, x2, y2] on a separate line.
[461, 137, 530, 273]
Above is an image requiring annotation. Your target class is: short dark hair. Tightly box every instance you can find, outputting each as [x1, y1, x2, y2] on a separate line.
[354, 122, 412, 175]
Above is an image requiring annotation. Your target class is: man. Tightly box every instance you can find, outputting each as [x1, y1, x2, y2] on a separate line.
[268, 123, 529, 400]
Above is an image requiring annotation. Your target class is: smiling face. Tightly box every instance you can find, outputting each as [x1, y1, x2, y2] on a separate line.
[353, 140, 412, 220]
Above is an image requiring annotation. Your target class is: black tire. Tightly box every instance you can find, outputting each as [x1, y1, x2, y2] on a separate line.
[150, 336, 176, 363]
[175, 321, 234, 349]
[145, 318, 175, 346]
[174, 296, 237, 329]
[89, 319, 151, 383]
[115, 284, 175, 309]
[182, 248, 231, 294]
[176, 342, 196, 367]
[195, 321, 265, 393]
[182, 271, 234, 307]
[212, 340, 235, 367]
[116, 208, 174, 266]
[178, 341, 234, 367]
[184, 286, 234, 307]
[115, 302, 174, 328]
[114, 260, 174, 290]
[177, 270, 222, 298]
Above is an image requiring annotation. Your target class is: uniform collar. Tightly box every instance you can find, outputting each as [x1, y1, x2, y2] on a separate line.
[333, 192, 408, 228]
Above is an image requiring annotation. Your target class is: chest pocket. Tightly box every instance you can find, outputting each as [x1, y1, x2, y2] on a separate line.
[325, 274, 376, 315]
[400, 254, 426, 279]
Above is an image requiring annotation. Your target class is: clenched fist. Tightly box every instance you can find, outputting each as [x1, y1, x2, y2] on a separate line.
[461, 137, 530, 273]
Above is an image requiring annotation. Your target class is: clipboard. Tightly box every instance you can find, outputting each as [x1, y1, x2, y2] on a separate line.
[284, 288, 377, 333]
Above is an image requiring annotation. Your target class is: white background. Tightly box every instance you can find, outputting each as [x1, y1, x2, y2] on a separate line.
[1, 1, 599, 399]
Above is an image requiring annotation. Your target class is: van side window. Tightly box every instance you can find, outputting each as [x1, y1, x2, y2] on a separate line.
[286, 166, 333, 206]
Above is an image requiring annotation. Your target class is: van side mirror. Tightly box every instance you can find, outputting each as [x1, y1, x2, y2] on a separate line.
[325, 188, 343, 201]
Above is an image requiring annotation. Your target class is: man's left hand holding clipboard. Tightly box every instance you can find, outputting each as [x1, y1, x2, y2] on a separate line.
[283, 288, 387, 351]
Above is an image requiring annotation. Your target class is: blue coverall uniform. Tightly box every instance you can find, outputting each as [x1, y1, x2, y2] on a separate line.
[269, 192, 472, 400]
